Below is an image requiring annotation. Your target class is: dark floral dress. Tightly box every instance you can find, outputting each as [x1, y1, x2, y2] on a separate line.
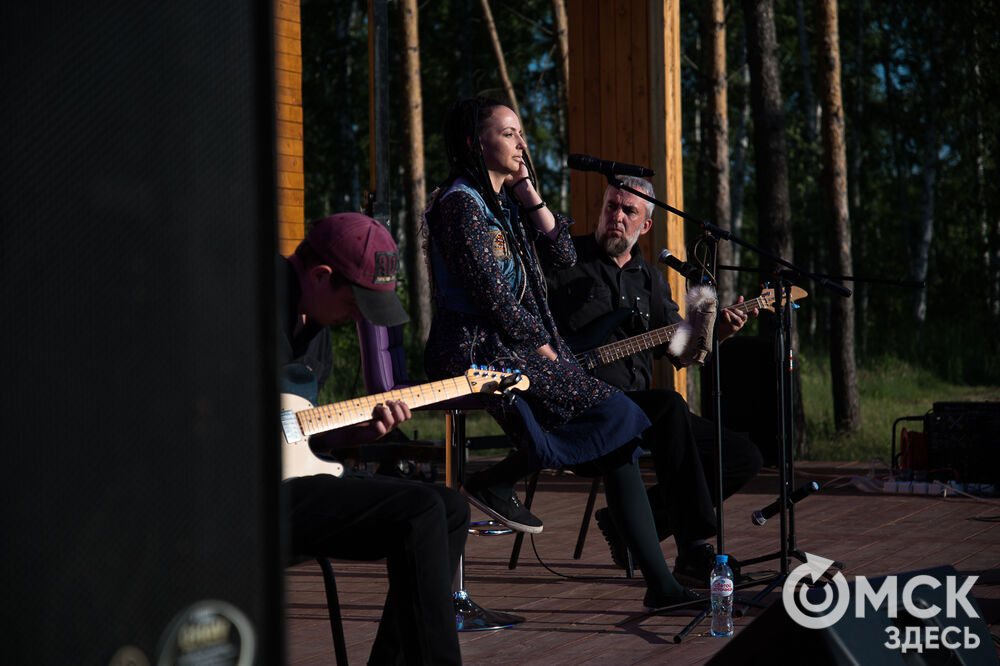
[423, 179, 649, 468]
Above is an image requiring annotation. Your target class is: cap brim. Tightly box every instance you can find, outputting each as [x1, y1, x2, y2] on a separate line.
[352, 285, 410, 327]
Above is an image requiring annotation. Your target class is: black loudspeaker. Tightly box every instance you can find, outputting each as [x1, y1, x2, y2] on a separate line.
[701, 335, 780, 466]
[708, 566, 996, 665]
[2, 3, 281, 664]
[925, 402, 1000, 487]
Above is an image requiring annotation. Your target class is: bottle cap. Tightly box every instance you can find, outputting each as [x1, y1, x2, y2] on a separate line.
[716, 554, 728, 563]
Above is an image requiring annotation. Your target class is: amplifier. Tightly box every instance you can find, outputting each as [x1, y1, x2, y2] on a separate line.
[925, 402, 1000, 486]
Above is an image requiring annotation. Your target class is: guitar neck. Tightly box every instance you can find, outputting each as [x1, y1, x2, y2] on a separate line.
[576, 296, 765, 369]
[577, 322, 681, 368]
[294, 377, 472, 438]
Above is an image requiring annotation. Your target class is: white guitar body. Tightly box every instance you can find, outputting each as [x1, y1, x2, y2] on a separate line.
[279, 367, 529, 483]
[281, 393, 345, 480]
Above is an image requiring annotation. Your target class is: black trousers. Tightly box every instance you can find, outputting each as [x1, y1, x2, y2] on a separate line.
[627, 389, 763, 547]
[286, 473, 469, 666]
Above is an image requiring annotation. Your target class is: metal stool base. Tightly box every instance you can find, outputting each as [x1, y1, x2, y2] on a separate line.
[454, 590, 525, 631]
[468, 519, 514, 536]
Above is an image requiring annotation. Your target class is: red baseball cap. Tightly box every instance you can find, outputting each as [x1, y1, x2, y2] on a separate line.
[306, 213, 409, 327]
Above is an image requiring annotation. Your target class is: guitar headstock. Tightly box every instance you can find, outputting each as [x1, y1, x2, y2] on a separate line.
[465, 366, 531, 394]
[757, 285, 808, 312]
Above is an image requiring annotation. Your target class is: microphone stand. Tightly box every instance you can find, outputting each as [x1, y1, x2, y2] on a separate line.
[603, 172, 850, 639]
[734, 271, 846, 609]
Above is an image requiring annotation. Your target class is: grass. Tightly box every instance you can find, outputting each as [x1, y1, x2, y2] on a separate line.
[799, 350, 1000, 463]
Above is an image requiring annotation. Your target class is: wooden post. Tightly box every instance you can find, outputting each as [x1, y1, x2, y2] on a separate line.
[274, 0, 305, 256]
[567, 0, 686, 397]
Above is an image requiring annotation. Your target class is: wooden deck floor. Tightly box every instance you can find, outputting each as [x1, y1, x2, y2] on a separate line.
[285, 461, 1000, 664]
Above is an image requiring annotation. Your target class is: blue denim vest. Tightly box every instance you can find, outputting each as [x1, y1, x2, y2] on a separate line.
[429, 179, 526, 314]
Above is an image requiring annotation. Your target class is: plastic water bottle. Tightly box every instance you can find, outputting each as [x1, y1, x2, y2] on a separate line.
[710, 554, 734, 637]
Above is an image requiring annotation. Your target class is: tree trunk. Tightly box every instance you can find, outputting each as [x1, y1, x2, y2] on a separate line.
[551, 0, 570, 208]
[848, 0, 866, 354]
[400, 0, 431, 343]
[478, 0, 535, 174]
[794, 0, 819, 143]
[817, 0, 861, 433]
[743, 0, 807, 456]
[551, 0, 569, 107]
[911, 6, 940, 325]
[479, 0, 521, 118]
[743, 0, 793, 268]
[731, 55, 750, 270]
[702, 0, 733, 303]
[912, 117, 937, 324]
[880, 6, 909, 270]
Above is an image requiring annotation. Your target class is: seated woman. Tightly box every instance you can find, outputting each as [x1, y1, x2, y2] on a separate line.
[422, 96, 698, 609]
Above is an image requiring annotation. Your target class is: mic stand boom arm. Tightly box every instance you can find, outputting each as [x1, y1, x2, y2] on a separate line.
[606, 174, 853, 299]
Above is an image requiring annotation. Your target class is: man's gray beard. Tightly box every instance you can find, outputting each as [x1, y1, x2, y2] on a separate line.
[598, 232, 636, 259]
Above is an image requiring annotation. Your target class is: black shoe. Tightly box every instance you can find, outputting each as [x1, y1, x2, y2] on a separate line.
[673, 542, 716, 588]
[643, 587, 705, 613]
[461, 486, 543, 533]
[675, 545, 747, 587]
[594, 507, 631, 570]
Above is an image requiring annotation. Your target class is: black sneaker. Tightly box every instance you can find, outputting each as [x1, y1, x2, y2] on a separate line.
[673, 542, 716, 588]
[594, 507, 631, 570]
[461, 486, 543, 533]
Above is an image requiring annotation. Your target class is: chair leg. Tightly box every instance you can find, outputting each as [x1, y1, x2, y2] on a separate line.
[573, 476, 602, 559]
[507, 472, 540, 570]
[449, 409, 526, 630]
[317, 556, 349, 666]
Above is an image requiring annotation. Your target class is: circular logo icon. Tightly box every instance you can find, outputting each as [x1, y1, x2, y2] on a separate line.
[156, 600, 256, 666]
[782, 553, 851, 629]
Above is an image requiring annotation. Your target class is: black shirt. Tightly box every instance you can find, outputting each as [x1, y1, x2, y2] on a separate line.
[545, 234, 682, 391]
[278, 256, 333, 393]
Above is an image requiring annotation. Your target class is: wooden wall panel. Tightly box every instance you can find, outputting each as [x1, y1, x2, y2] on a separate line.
[275, 0, 304, 256]
[567, 0, 686, 396]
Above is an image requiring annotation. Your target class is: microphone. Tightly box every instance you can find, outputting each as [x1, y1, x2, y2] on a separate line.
[568, 154, 655, 178]
[751, 481, 819, 526]
[657, 249, 703, 281]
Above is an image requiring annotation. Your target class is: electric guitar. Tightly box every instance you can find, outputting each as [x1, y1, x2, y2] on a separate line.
[280, 367, 530, 480]
[574, 286, 808, 371]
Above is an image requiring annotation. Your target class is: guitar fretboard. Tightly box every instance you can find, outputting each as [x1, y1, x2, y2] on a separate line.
[577, 295, 768, 368]
[295, 377, 471, 437]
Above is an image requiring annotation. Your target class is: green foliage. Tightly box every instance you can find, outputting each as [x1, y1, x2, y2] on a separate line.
[800, 348, 1000, 462]
[301, 0, 567, 223]
[680, 0, 1000, 386]
[316, 322, 364, 406]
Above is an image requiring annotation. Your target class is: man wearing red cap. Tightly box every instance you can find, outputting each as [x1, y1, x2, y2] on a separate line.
[280, 213, 466, 665]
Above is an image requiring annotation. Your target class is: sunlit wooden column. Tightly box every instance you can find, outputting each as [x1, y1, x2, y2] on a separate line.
[275, 0, 305, 255]
[566, 0, 686, 397]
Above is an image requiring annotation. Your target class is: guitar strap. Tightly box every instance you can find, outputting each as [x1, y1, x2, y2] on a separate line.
[647, 261, 665, 330]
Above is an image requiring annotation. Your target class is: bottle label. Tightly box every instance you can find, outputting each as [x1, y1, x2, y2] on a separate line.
[711, 578, 733, 596]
